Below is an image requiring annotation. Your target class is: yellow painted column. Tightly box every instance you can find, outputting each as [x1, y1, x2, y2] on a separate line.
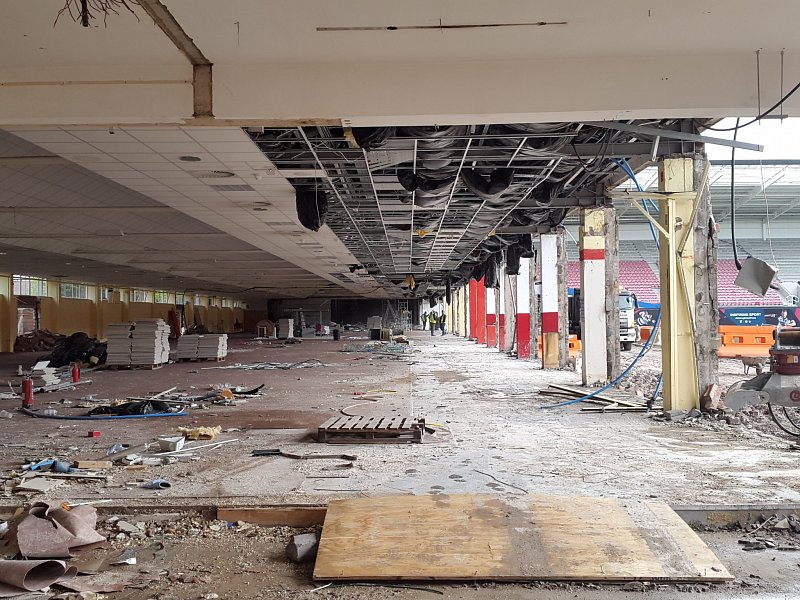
[658, 157, 698, 411]
[0, 274, 17, 352]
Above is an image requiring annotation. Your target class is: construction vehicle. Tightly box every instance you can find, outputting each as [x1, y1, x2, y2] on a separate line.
[618, 290, 637, 351]
[568, 289, 637, 351]
[724, 326, 800, 436]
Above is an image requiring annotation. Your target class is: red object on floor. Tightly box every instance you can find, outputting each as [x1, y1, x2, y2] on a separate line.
[71, 364, 80, 383]
[22, 377, 33, 408]
[88, 430, 101, 438]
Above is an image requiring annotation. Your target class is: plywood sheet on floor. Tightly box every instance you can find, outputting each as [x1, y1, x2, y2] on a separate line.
[313, 493, 733, 582]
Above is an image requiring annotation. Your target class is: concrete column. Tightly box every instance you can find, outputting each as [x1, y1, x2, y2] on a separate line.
[495, 281, 503, 350]
[0, 274, 17, 352]
[693, 155, 719, 394]
[557, 231, 570, 367]
[517, 257, 532, 359]
[530, 249, 540, 360]
[659, 157, 699, 411]
[494, 263, 506, 352]
[486, 287, 497, 347]
[503, 270, 516, 353]
[541, 232, 569, 368]
[580, 208, 609, 385]
[468, 280, 478, 339]
[476, 278, 487, 344]
[605, 207, 621, 380]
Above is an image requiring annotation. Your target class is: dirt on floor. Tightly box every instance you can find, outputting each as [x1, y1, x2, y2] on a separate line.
[2, 331, 800, 598]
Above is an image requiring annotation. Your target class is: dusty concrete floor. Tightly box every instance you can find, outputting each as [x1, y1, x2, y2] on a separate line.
[1, 331, 800, 598]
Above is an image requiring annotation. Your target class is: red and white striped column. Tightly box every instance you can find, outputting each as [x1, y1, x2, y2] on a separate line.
[516, 257, 531, 359]
[580, 208, 609, 384]
[486, 287, 497, 347]
[540, 233, 561, 368]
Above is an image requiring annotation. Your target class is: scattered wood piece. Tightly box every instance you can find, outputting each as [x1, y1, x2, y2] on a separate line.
[75, 460, 113, 469]
[217, 506, 327, 527]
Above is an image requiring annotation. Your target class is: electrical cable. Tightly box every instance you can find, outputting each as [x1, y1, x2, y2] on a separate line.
[703, 79, 800, 132]
[730, 118, 743, 269]
[541, 159, 662, 409]
[21, 408, 188, 420]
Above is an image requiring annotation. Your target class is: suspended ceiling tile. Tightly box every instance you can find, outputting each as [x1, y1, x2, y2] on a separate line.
[89, 142, 152, 153]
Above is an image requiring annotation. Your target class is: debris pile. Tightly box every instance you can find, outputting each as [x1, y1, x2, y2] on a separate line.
[538, 384, 658, 412]
[340, 341, 415, 355]
[0, 500, 164, 596]
[13, 330, 65, 353]
[46, 332, 108, 368]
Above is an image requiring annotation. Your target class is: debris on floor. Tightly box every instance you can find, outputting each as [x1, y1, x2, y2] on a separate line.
[200, 359, 324, 371]
[317, 416, 425, 444]
[538, 384, 657, 412]
[340, 341, 415, 354]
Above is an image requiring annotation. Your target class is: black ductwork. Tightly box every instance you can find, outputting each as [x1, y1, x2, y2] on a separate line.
[352, 127, 395, 150]
[295, 187, 329, 232]
[461, 168, 515, 200]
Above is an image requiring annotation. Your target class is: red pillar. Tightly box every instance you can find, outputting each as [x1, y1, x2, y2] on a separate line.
[476, 278, 487, 344]
[468, 280, 479, 340]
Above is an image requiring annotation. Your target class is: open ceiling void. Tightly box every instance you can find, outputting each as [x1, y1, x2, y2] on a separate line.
[251, 119, 719, 293]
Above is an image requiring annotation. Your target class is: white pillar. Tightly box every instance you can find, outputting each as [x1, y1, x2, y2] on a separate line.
[498, 271, 506, 352]
[580, 208, 609, 385]
[541, 234, 560, 368]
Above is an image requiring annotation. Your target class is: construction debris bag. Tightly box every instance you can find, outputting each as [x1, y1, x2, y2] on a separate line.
[295, 187, 329, 232]
[46, 332, 107, 368]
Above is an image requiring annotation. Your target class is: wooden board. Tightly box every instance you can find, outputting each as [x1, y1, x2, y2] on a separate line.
[313, 493, 733, 582]
[217, 506, 327, 527]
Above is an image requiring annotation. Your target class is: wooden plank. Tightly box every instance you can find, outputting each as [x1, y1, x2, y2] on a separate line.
[313, 493, 732, 582]
[318, 417, 339, 430]
[75, 460, 113, 469]
[549, 384, 646, 408]
[217, 506, 327, 527]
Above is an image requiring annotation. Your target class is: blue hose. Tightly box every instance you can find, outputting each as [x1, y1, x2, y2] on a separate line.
[21, 408, 188, 420]
[542, 159, 662, 408]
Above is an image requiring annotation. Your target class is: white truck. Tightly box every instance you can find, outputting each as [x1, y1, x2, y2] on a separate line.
[568, 288, 637, 351]
[618, 289, 637, 351]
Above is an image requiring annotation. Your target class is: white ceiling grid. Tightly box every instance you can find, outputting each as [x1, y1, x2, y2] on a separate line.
[4, 126, 381, 298]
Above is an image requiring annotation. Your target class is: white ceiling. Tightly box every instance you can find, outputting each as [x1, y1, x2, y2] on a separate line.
[0, 128, 382, 300]
[3, 1, 800, 126]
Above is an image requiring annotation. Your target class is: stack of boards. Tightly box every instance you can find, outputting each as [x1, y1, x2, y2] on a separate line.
[177, 334, 228, 361]
[30, 361, 60, 387]
[105, 320, 170, 368]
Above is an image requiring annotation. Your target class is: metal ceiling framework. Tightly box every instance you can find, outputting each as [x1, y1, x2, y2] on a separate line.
[249, 119, 720, 294]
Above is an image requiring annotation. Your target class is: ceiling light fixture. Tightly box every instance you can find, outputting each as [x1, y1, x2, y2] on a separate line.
[179, 155, 202, 162]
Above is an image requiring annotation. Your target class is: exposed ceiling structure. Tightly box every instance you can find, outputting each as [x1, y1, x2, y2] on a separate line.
[1, 2, 800, 301]
[0, 128, 381, 301]
[251, 120, 723, 290]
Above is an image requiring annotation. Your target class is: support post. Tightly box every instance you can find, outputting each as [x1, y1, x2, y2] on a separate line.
[486, 287, 497, 347]
[476, 279, 487, 344]
[495, 281, 502, 350]
[605, 207, 621, 380]
[693, 155, 719, 393]
[503, 270, 516, 353]
[469, 280, 478, 339]
[530, 248, 539, 360]
[541, 232, 569, 368]
[580, 208, 609, 385]
[658, 157, 699, 411]
[517, 257, 532, 359]
[557, 230, 569, 367]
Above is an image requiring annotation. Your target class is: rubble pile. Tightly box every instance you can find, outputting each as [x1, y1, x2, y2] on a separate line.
[13, 330, 65, 353]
